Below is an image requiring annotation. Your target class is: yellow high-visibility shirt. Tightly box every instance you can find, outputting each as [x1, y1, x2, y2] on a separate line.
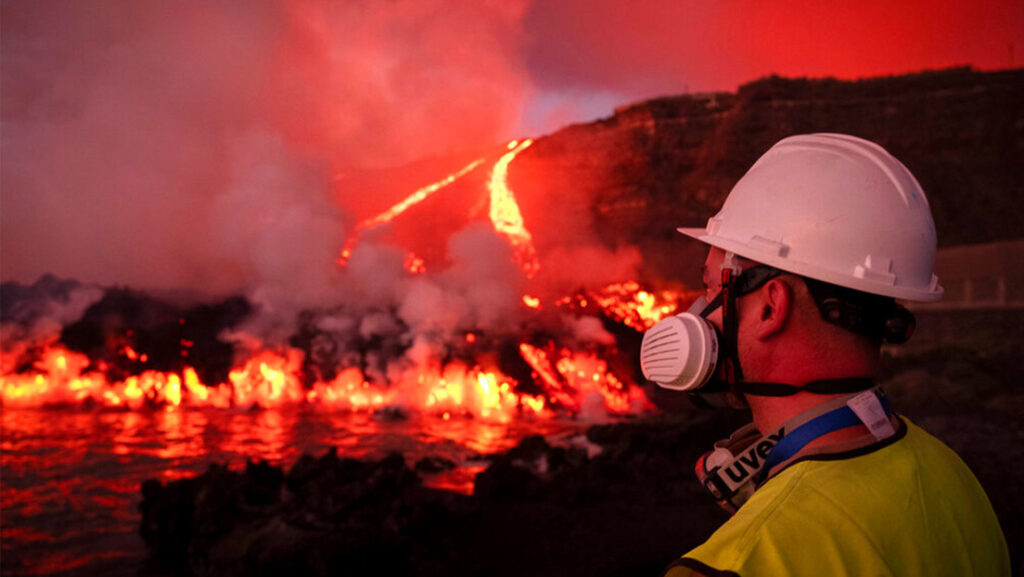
[665, 418, 1010, 577]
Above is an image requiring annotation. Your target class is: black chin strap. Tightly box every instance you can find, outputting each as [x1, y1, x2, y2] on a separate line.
[732, 377, 877, 397]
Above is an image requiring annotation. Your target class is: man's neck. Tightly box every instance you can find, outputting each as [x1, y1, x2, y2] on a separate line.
[743, 334, 879, 434]
[746, 390, 857, 433]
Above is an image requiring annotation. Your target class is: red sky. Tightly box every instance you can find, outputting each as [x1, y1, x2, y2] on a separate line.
[1, 0, 1021, 290]
[518, 0, 1024, 132]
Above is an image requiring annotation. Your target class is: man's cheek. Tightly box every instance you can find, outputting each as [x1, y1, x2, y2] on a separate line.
[706, 310, 724, 333]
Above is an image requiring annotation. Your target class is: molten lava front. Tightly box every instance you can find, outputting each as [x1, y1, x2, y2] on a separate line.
[0, 328, 660, 420]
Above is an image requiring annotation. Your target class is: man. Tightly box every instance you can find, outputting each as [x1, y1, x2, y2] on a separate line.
[640, 134, 1010, 576]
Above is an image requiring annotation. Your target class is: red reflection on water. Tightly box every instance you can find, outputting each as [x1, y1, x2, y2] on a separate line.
[1, 406, 592, 574]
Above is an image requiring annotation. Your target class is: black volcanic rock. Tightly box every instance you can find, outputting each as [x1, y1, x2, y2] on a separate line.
[136, 410, 752, 576]
[414, 456, 456, 474]
[140, 451, 475, 577]
[511, 67, 1024, 288]
[57, 288, 251, 385]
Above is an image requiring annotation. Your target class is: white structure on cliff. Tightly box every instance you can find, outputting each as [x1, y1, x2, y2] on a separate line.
[914, 240, 1024, 310]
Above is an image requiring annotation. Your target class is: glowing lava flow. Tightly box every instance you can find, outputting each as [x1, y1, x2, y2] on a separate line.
[339, 157, 485, 264]
[339, 139, 538, 279]
[488, 139, 539, 278]
[361, 159, 485, 229]
[519, 343, 650, 415]
[0, 345, 560, 421]
[0, 277, 689, 418]
[0, 335, 651, 420]
[581, 281, 698, 331]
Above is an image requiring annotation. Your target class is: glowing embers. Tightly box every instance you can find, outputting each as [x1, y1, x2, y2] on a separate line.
[559, 281, 699, 331]
[404, 253, 427, 274]
[308, 363, 546, 422]
[306, 368, 391, 411]
[488, 139, 539, 278]
[519, 343, 651, 415]
[228, 350, 305, 407]
[0, 347, 97, 406]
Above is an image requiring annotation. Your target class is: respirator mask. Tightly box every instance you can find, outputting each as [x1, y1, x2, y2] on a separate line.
[639, 258, 783, 397]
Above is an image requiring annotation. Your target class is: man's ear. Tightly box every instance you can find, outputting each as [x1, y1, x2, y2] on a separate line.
[754, 278, 792, 340]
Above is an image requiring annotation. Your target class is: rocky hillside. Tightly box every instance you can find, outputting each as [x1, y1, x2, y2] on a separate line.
[511, 67, 1024, 286]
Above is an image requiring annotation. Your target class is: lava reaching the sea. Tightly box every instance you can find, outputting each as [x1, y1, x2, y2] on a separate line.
[1, 139, 694, 422]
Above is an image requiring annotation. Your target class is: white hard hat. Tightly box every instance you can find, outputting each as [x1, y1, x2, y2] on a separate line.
[679, 133, 943, 302]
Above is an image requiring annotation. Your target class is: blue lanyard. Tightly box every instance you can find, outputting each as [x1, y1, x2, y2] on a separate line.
[754, 392, 892, 484]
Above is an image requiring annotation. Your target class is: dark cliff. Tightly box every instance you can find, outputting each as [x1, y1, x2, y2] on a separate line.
[511, 67, 1024, 285]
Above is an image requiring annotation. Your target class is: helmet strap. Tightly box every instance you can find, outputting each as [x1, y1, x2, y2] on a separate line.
[721, 264, 744, 384]
[803, 277, 917, 344]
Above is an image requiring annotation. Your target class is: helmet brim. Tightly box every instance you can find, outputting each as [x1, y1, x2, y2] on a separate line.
[677, 227, 943, 302]
[677, 227, 709, 242]
[677, 226, 767, 268]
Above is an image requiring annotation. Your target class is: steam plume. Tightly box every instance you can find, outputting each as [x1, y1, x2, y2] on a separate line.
[1, 0, 529, 301]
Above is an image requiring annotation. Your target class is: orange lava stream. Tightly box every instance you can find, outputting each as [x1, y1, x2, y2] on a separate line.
[360, 158, 485, 230]
[338, 157, 485, 265]
[561, 281, 699, 331]
[488, 139, 539, 278]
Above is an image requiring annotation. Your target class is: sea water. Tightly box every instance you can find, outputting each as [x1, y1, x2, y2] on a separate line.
[1, 406, 593, 576]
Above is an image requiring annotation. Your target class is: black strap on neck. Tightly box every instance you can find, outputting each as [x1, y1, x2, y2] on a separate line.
[732, 377, 876, 397]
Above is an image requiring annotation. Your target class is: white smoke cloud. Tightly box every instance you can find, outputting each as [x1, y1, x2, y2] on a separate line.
[1, 0, 531, 301]
[397, 279, 467, 336]
[345, 243, 409, 308]
[1, 0, 644, 384]
[537, 244, 643, 296]
[564, 315, 616, 346]
[438, 223, 526, 328]
[206, 130, 344, 311]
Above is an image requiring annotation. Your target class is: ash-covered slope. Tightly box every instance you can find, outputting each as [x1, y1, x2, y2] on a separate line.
[511, 67, 1024, 287]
